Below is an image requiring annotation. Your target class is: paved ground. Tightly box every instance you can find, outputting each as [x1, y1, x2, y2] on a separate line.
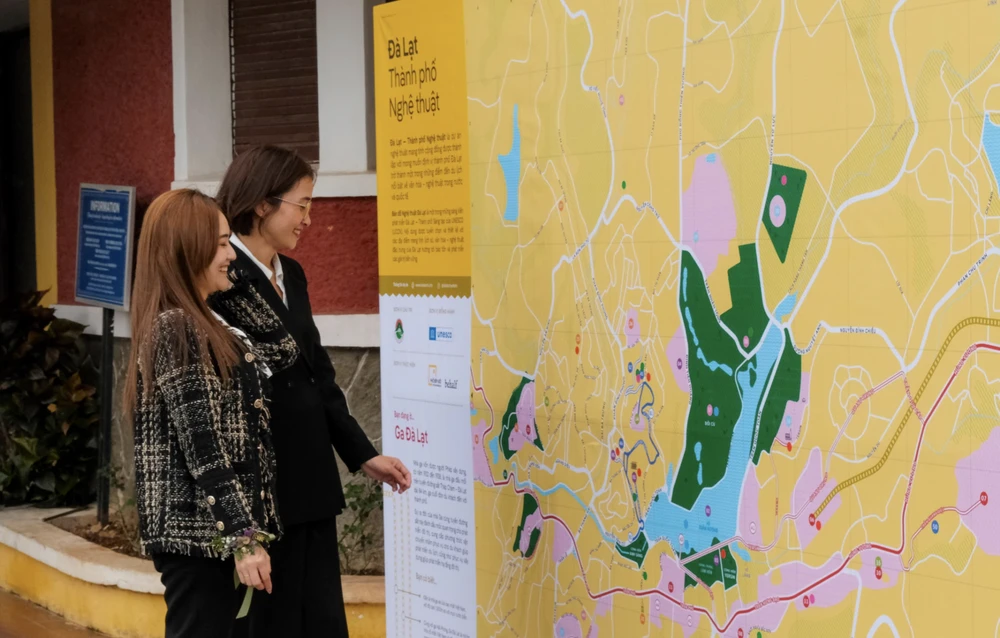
[0, 590, 106, 637]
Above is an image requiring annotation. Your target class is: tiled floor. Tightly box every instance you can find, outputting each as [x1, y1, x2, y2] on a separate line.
[0, 590, 106, 637]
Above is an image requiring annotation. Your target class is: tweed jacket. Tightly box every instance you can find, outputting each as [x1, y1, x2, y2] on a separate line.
[133, 274, 299, 559]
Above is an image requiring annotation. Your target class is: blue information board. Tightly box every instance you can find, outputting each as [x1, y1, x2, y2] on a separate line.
[74, 184, 136, 311]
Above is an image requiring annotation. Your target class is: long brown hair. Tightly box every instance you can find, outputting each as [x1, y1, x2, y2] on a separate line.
[122, 189, 241, 418]
[214, 145, 315, 235]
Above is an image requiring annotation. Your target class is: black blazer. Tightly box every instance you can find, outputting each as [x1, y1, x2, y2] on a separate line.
[215, 246, 379, 525]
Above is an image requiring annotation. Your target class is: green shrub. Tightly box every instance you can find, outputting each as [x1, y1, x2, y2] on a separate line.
[338, 476, 384, 575]
[0, 291, 100, 505]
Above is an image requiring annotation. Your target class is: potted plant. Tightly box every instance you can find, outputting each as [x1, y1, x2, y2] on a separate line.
[0, 290, 100, 506]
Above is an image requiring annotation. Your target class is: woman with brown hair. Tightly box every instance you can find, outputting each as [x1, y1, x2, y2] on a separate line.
[125, 189, 300, 637]
[213, 145, 410, 636]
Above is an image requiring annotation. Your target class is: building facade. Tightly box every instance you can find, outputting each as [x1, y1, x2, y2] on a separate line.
[28, 0, 386, 566]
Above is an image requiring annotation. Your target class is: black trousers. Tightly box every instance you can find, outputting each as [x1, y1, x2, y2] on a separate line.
[153, 552, 245, 638]
[247, 517, 350, 637]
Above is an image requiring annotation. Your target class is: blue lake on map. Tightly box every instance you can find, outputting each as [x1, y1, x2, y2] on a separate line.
[984, 113, 1000, 189]
[498, 104, 521, 222]
[642, 294, 797, 556]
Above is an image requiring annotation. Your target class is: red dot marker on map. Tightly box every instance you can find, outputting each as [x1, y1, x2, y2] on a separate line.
[787, 442, 792, 452]
[815, 520, 822, 531]
[640, 613, 645, 624]
[646, 372, 651, 382]
[981, 491, 989, 506]
[474, 435, 479, 444]
[808, 513, 816, 526]
[576, 334, 581, 344]
[575, 346, 580, 355]
[637, 468, 642, 477]
[738, 630, 744, 638]
[558, 200, 564, 211]
[875, 566, 883, 580]
[803, 595, 810, 608]
[668, 581, 674, 593]
[721, 548, 727, 559]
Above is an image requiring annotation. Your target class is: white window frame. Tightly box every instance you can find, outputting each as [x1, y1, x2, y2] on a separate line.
[170, 0, 380, 198]
[166, 0, 381, 346]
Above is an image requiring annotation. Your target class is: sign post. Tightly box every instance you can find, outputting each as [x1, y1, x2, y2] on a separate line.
[74, 184, 136, 525]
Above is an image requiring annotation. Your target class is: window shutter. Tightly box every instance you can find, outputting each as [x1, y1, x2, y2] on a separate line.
[230, 0, 320, 162]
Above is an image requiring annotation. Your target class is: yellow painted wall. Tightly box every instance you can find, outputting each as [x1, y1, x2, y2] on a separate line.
[0, 542, 387, 637]
[29, 0, 58, 304]
[0, 543, 165, 637]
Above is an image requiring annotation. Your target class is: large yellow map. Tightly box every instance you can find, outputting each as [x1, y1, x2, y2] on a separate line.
[465, 0, 1000, 635]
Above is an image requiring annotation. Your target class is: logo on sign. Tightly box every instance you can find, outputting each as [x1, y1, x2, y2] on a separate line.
[427, 364, 458, 390]
[428, 326, 453, 342]
[394, 319, 404, 343]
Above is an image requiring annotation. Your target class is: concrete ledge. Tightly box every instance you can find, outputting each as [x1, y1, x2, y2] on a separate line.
[0, 506, 163, 594]
[0, 505, 387, 637]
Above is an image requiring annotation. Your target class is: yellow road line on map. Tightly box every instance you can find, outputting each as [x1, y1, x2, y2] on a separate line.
[813, 317, 1000, 517]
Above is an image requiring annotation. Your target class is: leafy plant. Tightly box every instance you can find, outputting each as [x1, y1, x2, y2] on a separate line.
[338, 476, 384, 575]
[0, 290, 100, 505]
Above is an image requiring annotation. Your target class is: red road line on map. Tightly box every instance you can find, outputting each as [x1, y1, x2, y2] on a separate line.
[495, 342, 999, 633]
[471, 367, 495, 434]
[904, 501, 982, 569]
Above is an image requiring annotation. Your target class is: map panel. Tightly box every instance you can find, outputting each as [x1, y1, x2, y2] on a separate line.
[467, 1, 1000, 636]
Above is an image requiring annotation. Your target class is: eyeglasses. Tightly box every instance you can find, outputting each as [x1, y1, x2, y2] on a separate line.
[269, 197, 311, 213]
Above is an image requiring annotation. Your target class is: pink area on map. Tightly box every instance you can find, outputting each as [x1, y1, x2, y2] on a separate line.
[649, 552, 690, 630]
[775, 372, 810, 448]
[666, 326, 690, 392]
[791, 447, 840, 549]
[737, 465, 763, 548]
[956, 426, 1000, 555]
[717, 599, 788, 638]
[594, 594, 613, 618]
[553, 523, 574, 565]
[472, 419, 494, 486]
[625, 309, 641, 347]
[631, 402, 648, 433]
[508, 382, 537, 452]
[554, 614, 584, 638]
[681, 153, 737, 277]
[519, 509, 543, 555]
[758, 555, 857, 611]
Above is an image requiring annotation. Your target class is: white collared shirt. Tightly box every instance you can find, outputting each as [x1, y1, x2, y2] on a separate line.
[230, 234, 287, 308]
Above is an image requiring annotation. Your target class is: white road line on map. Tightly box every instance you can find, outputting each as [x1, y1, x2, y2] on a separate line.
[835, 218, 916, 318]
[908, 147, 954, 206]
[866, 614, 902, 638]
[788, 0, 917, 329]
[678, 0, 692, 239]
[684, 0, 744, 97]
[793, 0, 841, 38]
[643, 8, 681, 206]
[908, 247, 1000, 372]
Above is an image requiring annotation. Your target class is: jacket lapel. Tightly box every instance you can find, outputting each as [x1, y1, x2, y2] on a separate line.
[231, 245, 315, 372]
